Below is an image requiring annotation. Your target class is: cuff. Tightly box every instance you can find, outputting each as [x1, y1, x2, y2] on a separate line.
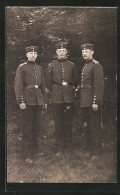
[17, 95, 25, 105]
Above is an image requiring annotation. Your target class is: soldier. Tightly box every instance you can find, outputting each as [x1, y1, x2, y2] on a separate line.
[15, 46, 47, 164]
[78, 43, 104, 158]
[46, 42, 77, 155]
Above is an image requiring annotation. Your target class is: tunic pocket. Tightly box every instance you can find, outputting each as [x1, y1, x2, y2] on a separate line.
[80, 88, 93, 107]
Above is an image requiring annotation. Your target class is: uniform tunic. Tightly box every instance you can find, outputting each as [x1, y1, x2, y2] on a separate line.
[80, 59, 104, 155]
[46, 58, 77, 151]
[15, 61, 47, 105]
[15, 61, 47, 159]
[80, 59, 104, 107]
[46, 59, 76, 103]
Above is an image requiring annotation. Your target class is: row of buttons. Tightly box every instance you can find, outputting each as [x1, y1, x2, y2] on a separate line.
[33, 65, 38, 85]
[81, 63, 87, 86]
[21, 95, 24, 103]
[20, 65, 38, 103]
[61, 63, 65, 82]
[93, 95, 96, 103]
[81, 63, 97, 104]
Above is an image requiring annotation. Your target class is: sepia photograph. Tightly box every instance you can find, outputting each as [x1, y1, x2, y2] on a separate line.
[6, 6, 117, 183]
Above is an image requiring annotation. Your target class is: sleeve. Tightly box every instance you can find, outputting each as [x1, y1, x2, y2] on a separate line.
[92, 63, 104, 105]
[41, 68, 48, 103]
[72, 63, 79, 88]
[14, 65, 25, 105]
[45, 64, 53, 91]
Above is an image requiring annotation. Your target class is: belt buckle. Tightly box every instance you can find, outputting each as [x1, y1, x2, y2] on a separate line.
[62, 82, 68, 86]
[35, 85, 39, 88]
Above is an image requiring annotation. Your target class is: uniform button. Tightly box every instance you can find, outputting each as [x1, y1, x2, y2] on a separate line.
[22, 101, 24, 103]
[93, 101, 95, 103]
[82, 73, 84, 75]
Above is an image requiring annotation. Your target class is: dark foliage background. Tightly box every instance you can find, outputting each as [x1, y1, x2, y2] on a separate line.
[6, 7, 117, 128]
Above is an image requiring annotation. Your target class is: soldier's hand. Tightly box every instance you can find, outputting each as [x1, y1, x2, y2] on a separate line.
[19, 103, 26, 110]
[93, 59, 99, 64]
[43, 104, 47, 109]
[45, 88, 50, 93]
[75, 85, 80, 92]
[92, 104, 98, 111]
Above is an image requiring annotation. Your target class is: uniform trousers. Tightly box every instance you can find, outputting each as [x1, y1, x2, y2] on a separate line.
[81, 107, 101, 155]
[52, 103, 74, 151]
[21, 105, 41, 159]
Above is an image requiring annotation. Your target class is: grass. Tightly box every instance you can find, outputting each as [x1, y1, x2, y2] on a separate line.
[7, 105, 117, 183]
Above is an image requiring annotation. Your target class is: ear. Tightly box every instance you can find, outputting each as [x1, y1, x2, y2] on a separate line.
[26, 53, 28, 57]
[56, 50, 58, 55]
[91, 50, 94, 55]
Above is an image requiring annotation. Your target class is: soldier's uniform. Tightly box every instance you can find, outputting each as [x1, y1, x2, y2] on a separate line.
[15, 46, 47, 160]
[80, 44, 104, 156]
[46, 43, 77, 152]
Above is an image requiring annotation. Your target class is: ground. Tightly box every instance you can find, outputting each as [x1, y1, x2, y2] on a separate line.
[7, 104, 116, 183]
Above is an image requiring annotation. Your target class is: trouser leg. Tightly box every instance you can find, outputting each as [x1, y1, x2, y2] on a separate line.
[63, 103, 73, 150]
[21, 106, 33, 159]
[81, 107, 90, 151]
[89, 107, 101, 155]
[32, 106, 41, 156]
[52, 103, 64, 151]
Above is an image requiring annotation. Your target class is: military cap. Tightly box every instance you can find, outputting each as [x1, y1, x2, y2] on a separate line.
[25, 46, 38, 53]
[81, 43, 94, 51]
[55, 42, 67, 50]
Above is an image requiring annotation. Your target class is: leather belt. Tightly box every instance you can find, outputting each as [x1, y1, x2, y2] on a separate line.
[81, 85, 92, 88]
[52, 81, 73, 86]
[25, 84, 40, 89]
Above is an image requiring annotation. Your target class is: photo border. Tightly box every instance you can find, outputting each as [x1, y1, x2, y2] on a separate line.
[0, 0, 120, 194]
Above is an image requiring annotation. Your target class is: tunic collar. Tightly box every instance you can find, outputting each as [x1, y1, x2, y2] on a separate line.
[27, 61, 36, 65]
[57, 58, 67, 62]
[85, 59, 93, 63]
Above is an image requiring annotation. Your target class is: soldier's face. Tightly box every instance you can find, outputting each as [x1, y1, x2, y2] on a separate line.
[56, 49, 67, 59]
[26, 52, 38, 61]
[82, 49, 94, 60]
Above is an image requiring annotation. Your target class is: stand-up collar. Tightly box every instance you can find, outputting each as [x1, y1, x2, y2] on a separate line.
[57, 58, 67, 62]
[27, 61, 36, 65]
[85, 59, 93, 63]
